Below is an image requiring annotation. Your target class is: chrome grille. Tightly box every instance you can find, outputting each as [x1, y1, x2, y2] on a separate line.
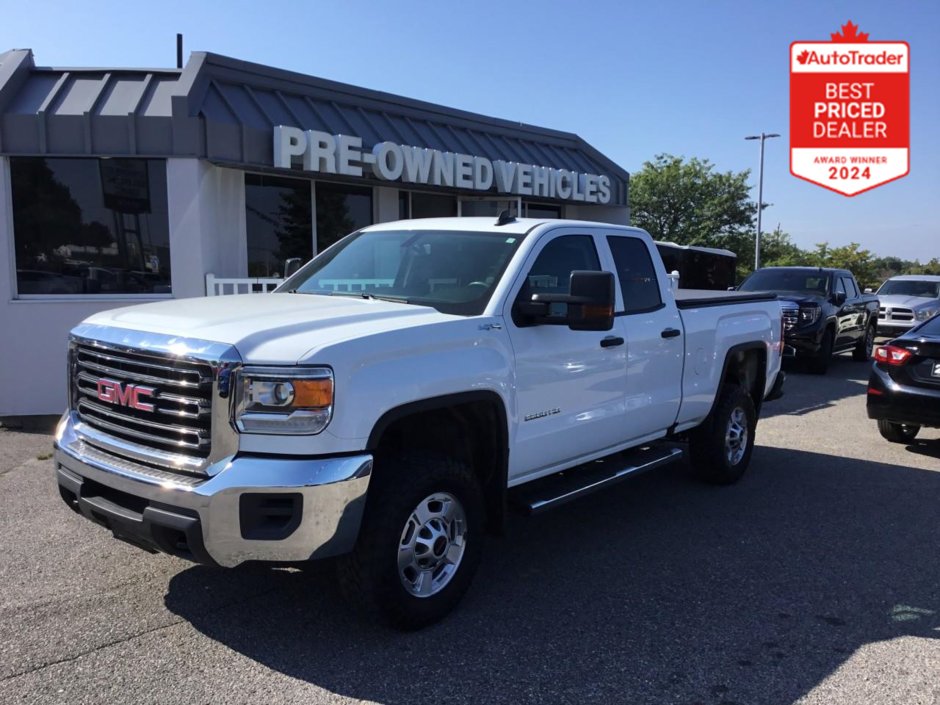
[73, 344, 214, 460]
[879, 306, 914, 322]
[781, 306, 799, 331]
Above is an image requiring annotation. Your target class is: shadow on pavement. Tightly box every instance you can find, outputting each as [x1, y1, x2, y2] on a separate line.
[165, 447, 939, 705]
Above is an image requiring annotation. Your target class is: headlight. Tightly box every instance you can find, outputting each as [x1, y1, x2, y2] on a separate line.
[235, 366, 333, 435]
[915, 307, 938, 321]
[799, 305, 821, 325]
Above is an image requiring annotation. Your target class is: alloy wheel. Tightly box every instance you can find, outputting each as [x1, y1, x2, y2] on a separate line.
[398, 492, 468, 598]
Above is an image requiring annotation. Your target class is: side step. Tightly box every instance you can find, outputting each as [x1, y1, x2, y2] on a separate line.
[510, 445, 683, 514]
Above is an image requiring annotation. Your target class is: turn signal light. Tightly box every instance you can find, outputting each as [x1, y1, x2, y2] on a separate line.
[874, 345, 912, 366]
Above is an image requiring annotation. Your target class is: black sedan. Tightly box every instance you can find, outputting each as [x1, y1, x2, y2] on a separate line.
[867, 314, 940, 443]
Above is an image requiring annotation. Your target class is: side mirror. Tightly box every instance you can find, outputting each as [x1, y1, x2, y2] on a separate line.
[522, 271, 615, 331]
[284, 258, 303, 278]
[833, 291, 847, 306]
[566, 270, 615, 331]
[863, 287, 873, 294]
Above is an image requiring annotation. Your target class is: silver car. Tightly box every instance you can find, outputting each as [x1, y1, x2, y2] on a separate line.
[875, 275, 940, 336]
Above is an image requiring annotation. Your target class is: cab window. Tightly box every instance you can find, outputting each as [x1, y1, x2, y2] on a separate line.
[607, 236, 663, 314]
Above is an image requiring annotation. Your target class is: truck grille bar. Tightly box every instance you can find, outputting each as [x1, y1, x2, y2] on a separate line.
[73, 343, 215, 462]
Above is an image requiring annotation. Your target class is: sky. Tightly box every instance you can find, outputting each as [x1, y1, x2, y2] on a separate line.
[3, 0, 938, 262]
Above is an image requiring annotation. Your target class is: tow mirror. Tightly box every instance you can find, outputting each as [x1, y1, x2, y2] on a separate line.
[284, 258, 303, 278]
[521, 270, 615, 331]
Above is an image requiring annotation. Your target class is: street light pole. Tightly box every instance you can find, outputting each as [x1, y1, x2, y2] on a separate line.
[745, 132, 779, 270]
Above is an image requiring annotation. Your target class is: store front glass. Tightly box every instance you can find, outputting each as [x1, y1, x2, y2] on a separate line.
[245, 173, 312, 276]
[315, 182, 373, 253]
[10, 157, 171, 296]
[459, 197, 520, 218]
[411, 192, 457, 219]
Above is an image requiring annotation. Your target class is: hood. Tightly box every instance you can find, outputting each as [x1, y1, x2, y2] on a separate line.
[877, 294, 939, 310]
[84, 293, 458, 364]
[775, 293, 828, 307]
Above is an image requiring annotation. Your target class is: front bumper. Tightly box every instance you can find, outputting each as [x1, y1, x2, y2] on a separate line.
[867, 366, 940, 429]
[784, 330, 823, 357]
[876, 319, 915, 336]
[54, 414, 372, 567]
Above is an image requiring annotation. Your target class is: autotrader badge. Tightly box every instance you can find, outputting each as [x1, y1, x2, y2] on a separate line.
[790, 21, 909, 196]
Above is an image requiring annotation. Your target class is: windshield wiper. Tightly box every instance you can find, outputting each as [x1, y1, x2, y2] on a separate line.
[331, 291, 411, 304]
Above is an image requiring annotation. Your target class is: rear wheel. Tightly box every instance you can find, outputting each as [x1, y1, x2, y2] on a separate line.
[337, 452, 484, 630]
[808, 328, 834, 375]
[877, 420, 920, 443]
[853, 323, 875, 361]
[689, 384, 756, 485]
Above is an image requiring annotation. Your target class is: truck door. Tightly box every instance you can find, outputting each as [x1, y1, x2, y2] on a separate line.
[833, 275, 857, 348]
[840, 275, 865, 344]
[605, 234, 684, 440]
[504, 231, 627, 481]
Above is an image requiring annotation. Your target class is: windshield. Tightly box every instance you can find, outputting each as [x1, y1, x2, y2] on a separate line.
[280, 229, 526, 316]
[739, 269, 830, 296]
[877, 280, 940, 298]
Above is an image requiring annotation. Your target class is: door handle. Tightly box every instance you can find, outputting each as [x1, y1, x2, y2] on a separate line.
[661, 328, 681, 338]
[600, 336, 624, 348]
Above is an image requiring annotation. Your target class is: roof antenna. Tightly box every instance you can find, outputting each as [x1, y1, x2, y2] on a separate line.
[495, 209, 516, 226]
[176, 33, 183, 69]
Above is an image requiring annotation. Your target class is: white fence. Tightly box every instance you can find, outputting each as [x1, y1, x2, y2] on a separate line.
[205, 275, 401, 296]
[205, 274, 284, 296]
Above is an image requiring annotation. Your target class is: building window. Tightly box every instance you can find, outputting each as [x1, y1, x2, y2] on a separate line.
[398, 191, 410, 220]
[524, 203, 561, 219]
[411, 192, 457, 219]
[315, 182, 373, 253]
[11, 158, 170, 296]
[245, 173, 312, 277]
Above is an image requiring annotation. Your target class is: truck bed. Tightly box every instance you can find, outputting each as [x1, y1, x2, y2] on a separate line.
[674, 289, 778, 309]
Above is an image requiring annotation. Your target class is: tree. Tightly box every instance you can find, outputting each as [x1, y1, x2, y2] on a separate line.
[807, 242, 878, 288]
[630, 154, 756, 250]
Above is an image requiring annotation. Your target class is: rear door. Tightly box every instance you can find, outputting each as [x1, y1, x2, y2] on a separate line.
[504, 229, 627, 482]
[606, 234, 684, 440]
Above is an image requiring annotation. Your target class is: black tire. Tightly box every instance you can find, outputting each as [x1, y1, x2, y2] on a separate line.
[337, 451, 484, 630]
[853, 322, 875, 361]
[877, 419, 920, 443]
[808, 328, 834, 375]
[688, 384, 757, 485]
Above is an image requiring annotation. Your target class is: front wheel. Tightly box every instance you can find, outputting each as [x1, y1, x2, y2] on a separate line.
[853, 323, 875, 361]
[689, 384, 757, 485]
[877, 420, 920, 444]
[337, 452, 484, 630]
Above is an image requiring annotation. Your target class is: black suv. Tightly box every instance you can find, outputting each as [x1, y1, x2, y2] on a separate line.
[867, 314, 940, 443]
[738, 267, 880, 374]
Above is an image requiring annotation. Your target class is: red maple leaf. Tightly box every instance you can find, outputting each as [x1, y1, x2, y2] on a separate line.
[831, 20, 869, 42]
[797, 49, 810, 64]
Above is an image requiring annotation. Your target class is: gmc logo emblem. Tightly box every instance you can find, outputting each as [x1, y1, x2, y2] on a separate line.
[96, 378, 156, 412]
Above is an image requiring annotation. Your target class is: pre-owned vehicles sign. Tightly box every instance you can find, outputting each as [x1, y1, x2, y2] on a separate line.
[790, 22, 909, 196]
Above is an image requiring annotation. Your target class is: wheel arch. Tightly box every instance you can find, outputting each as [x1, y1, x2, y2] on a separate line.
[710, 342, 767, 417]
[366, 391, 510, 534]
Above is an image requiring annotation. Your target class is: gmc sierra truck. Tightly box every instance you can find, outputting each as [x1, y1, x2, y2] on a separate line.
[54, 216, 785, 629]
[737, 266, 879, 374]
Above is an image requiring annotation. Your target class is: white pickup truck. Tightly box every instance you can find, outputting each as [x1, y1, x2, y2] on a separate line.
[54, 216, 785, 629]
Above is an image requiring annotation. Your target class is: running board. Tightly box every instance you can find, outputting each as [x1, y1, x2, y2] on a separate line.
[510, 445, 684, 514]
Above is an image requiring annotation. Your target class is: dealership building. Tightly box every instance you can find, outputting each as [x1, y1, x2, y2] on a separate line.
[0, 48, 630, 416]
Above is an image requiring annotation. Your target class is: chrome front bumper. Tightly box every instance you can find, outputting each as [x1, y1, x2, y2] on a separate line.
[54, 414, 372, 567]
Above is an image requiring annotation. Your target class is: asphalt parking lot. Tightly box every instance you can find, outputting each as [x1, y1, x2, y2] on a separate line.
[1, 352, 938, 705]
